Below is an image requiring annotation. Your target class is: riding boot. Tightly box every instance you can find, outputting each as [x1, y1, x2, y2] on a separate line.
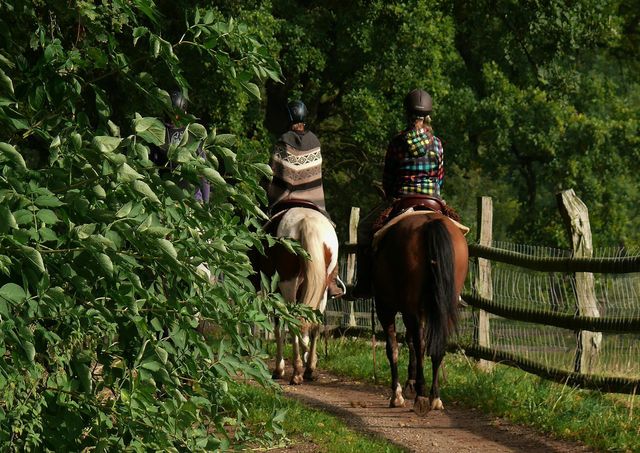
[327, 275, 346, 299]
[351, 244, 373, 299]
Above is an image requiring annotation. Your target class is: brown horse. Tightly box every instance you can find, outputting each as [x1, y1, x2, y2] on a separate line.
[373, 212, 468, 414]
[256, 207, 340, 385]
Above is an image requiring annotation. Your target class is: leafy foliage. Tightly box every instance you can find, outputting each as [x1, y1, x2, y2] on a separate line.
[0, 1, 307, 450]
[254, 0, 639, 247]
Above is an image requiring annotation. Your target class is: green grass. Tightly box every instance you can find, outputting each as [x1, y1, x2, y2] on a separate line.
[313, 337, 640, 452]
[234, 382, 405, 452]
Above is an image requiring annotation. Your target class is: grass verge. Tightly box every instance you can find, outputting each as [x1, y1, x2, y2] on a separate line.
[312, 337, 640, 452]
[235, 381, 405, 452]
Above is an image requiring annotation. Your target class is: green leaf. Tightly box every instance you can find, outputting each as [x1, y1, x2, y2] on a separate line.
[134, 116, 166, 146]
[38, 227, 57, 242]
[117, 163, 143, 182]
[132, 180, 160, 204]
[116, 201, 133, 218]
[0, 283, 26, 304]
[77, 363, 92, 394]
[23, 341, 35, 363]
[36, 209, 59, 225]
[241, 81, 261, 100]
[0, 142, 26, 170]
[141, 360, 162, 372]
[202, 168, 226, 186]
[75, 223, 97, 239]
[34, 195, 63, 207]
[210, 133, 236, 147]
[93, 184, 107, 199]
[12, 209, 32, 225]
[157, 239, 177, 260]
[0, 206, 18, 230]
[96, 253, 114, 276]
[21, 246, 45, 273]
[187, 123, 207, 140]
[71, 132, 82, 150]
[93, 136, 122, 153]
[133, 26, 148, 45]
[253, 163, 273, 178]
[0, 68, 14, 94]
[171, 327, 187, 349]
[155, 346, 168, 365]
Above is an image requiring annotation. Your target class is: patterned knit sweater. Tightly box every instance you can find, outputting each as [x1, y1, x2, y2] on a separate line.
[382, 126, 444, 198]
[268, 130, 326, 210]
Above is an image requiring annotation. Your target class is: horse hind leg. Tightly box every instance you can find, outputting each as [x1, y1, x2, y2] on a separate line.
[382, 319, 404, 408]
[402, 315, 418, 400]
[272, 316, 285, 380]
[412, 321, 432, 416]
[303, 324, 319, 381]
[429, 353, 445, 410]
[290, 328, 305, 385]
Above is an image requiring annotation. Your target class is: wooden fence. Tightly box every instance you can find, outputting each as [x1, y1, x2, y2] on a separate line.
[337, 189, 640, 394]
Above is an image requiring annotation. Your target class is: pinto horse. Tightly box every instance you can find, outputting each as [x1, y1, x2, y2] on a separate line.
[258, 206, 340, 385]
[373, 212, 468, 414]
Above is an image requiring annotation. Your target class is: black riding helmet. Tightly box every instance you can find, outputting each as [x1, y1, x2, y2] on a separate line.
[287, 100, 307, 125]
[170, 89, 188, 113]
[404, 89, 432, 118]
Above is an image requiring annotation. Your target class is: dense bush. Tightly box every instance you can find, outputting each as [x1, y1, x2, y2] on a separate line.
[0, 1, 305, 450]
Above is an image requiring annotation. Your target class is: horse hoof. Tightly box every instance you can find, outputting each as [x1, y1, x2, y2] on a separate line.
[389, 396, 405, 408]
[430, 397, 444, 410]
[403, 381, 417, 400]
[413, 396, 431, 416]
[272, 370, 284, 380]
[290, 375, 304, 385]
[303, 370, 317, 381]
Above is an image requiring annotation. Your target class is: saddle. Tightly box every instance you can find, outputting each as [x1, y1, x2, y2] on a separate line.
[373, 195, 460, 233]
[264, 199, 330, 235]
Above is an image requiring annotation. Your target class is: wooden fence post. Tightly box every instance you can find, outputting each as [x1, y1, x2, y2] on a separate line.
[557, 189, 602, 374]
[344, 207, 360, 327]
[475, 196, 494, 372]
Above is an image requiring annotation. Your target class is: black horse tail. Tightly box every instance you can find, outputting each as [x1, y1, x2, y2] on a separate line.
[423, 218, 458, 357]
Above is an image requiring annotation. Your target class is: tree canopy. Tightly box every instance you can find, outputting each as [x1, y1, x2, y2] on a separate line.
[1, 0, 638, 450]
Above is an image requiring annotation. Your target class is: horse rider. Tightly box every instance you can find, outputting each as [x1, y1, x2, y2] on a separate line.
[150, 88, 210, 203]
[267, 99, 346, 299]
[352, 88, 446, 298]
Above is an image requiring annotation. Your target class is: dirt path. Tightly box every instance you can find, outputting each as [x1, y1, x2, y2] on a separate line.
[276, 369, 595, 452]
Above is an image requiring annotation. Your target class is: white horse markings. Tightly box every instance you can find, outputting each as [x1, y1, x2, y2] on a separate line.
[272, 208, 339, 385]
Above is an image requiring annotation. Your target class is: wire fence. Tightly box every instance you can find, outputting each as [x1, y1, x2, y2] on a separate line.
[328, 242, 640, 393]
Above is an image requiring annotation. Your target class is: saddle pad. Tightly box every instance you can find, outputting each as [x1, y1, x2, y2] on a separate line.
[372, 209, 470, 250]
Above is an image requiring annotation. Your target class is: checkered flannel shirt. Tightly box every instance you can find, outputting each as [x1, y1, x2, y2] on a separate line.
[382, 127, 444, 197]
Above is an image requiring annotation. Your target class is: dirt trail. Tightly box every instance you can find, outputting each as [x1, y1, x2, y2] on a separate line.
[277, 368, 595, 453]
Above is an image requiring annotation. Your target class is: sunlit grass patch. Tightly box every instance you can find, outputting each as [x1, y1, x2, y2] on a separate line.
[234, 382, 404, 452]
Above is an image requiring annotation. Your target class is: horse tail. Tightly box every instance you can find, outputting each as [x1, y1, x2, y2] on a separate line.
[423, 218, 458, 357]
[299, 217, 328, 309]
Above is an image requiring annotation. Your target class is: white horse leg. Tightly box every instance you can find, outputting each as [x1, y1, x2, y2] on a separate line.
[300, 323, 311, 365]
[304, 325, 319, 381]
[272, 317, 285, 379]
[391, 382, 405, 408]
[290, 332, 304, 385]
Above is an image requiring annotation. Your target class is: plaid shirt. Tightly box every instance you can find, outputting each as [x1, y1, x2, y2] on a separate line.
[382, 127, 444, 198]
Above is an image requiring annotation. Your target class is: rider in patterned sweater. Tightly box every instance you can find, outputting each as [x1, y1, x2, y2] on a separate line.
[382, 89, 443, 199]
[267, 100, 345, 299]
[352, 89, 444, 298]
[267, 100, 327, 214]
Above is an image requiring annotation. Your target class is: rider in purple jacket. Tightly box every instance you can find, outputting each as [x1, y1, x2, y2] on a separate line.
[150, 89, 210, 203]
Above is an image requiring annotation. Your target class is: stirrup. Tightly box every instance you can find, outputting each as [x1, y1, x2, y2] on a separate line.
[329, 276, 346, 299]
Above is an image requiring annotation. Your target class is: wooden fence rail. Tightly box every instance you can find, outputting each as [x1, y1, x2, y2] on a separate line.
[468, 244, 640, 274]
